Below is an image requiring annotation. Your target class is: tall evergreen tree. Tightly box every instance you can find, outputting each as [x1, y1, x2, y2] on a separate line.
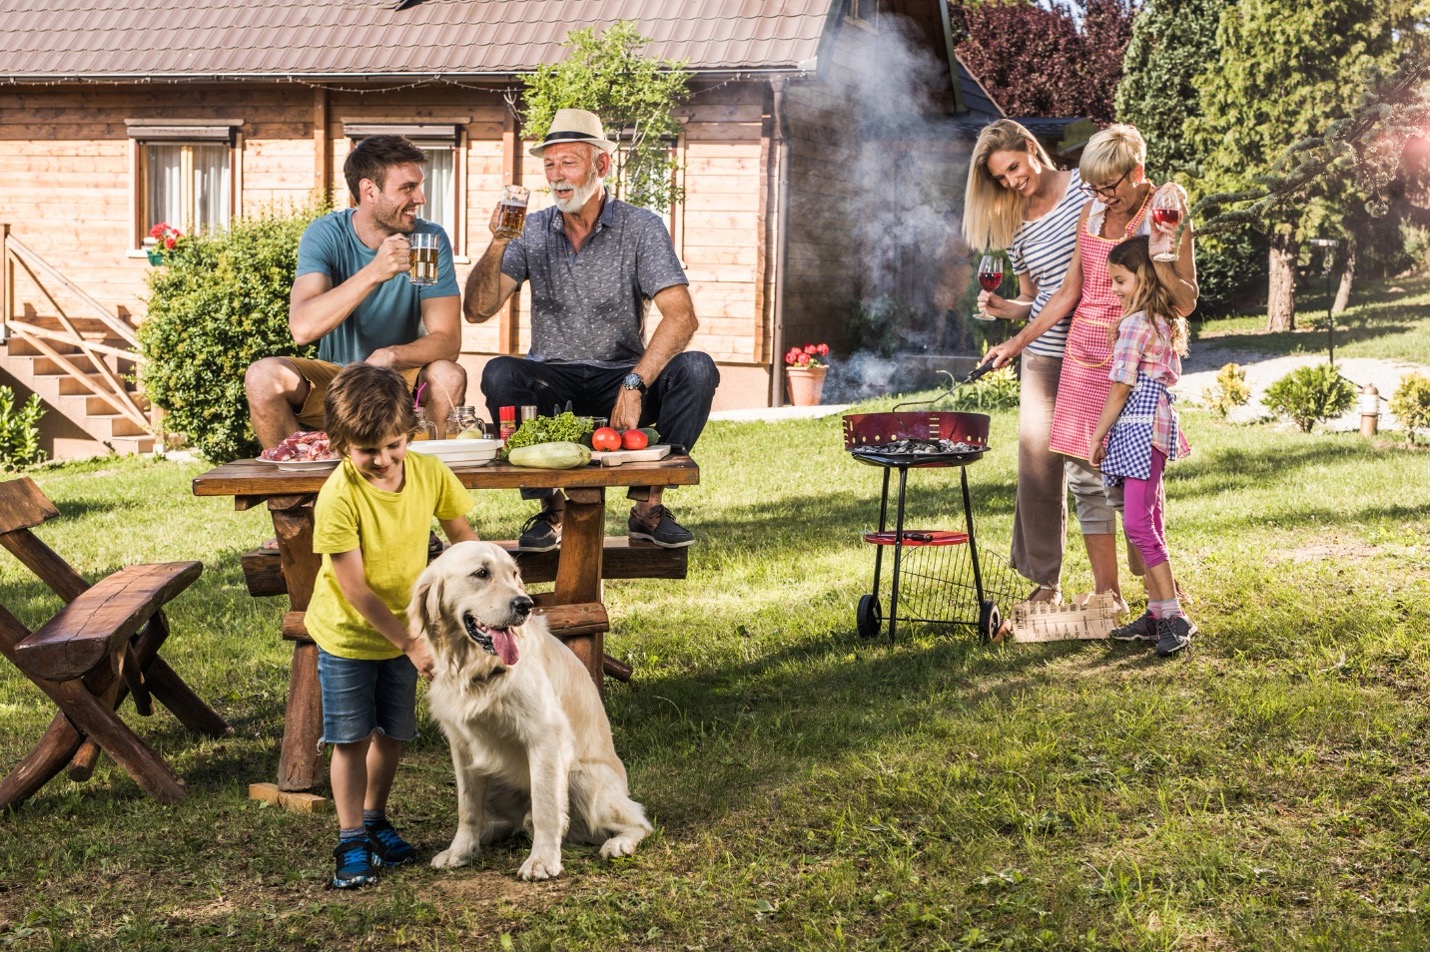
[1187, 0, 1399, 329]
[1115, 0, 1229, 178]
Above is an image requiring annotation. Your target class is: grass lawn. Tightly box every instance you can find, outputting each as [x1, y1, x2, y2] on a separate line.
[2, 332, 1429, 949]
[1196, 273, 1430, 365]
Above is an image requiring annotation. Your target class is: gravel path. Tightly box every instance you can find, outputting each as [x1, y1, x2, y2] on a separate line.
[1174, 344, 1429, 432]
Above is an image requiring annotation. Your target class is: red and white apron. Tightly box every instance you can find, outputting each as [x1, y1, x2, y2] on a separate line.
[1048, 191, 1153, 461]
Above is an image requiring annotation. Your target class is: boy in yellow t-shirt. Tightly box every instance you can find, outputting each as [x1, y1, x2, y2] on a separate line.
[308, 363, 478, 889]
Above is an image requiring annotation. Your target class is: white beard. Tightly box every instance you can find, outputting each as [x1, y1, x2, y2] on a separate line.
[552, 169, 604, 213]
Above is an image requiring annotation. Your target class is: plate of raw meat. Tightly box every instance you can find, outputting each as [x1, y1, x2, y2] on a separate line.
[259, 430, 340, 471]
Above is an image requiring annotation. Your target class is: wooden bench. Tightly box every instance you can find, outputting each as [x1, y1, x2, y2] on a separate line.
[238, 537, 688, 598]
[0, 477, 231, 810]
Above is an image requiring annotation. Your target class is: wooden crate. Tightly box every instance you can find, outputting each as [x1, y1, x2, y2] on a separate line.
[1007, 591, 1125, 643]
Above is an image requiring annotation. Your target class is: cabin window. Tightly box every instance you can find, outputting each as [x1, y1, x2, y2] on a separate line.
[343, 124, 465, 255]
[125, 120, 241, 251]
[144, 144, 231, 235]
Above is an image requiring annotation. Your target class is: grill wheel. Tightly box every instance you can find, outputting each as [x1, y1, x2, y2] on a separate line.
[857, 593, 882, 638]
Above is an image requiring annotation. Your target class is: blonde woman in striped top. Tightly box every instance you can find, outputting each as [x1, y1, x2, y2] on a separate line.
[962, 119, 1096, 605]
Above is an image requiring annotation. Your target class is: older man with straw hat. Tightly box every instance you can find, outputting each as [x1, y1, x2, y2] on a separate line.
[464, 108, 719, 552]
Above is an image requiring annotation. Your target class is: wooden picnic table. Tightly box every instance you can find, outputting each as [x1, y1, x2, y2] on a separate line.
[192, 453, 698, 805]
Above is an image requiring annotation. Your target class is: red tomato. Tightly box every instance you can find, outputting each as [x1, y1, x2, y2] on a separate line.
[591, 427, 621, 451]
[621, 429, 649, 450]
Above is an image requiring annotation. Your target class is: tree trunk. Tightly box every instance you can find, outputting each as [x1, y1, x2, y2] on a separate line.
[1332, 241, 1356, 314]
[1266, 235, 1297, 332]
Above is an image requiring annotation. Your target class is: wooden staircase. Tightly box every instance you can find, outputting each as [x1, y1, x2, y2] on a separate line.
[1, 225, 155, 459]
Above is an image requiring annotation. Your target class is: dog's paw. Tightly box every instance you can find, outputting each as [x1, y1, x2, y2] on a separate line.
[599, 832, 644, 859]
[517, 853, 563, 881]
[430, 844, 477, 870]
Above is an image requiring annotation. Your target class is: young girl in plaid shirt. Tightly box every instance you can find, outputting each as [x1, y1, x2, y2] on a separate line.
[1090, 236, 1195, 657]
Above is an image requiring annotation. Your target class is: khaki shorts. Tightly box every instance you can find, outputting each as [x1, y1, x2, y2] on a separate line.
[289, 358, 421, 429]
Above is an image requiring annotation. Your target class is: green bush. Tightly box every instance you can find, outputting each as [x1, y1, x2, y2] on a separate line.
[0, 386, 45, 471]
[1202, 362, 1252, 418]
[1389, 371, 1430, 445]
[1264, 363, 1356, 433]
[139, 205, 323, 462]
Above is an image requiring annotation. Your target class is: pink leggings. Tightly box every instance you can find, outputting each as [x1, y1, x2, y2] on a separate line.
[1122, 448, 1169, 571]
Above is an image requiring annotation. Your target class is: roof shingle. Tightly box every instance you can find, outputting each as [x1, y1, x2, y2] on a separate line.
[0, 0, 840, 80]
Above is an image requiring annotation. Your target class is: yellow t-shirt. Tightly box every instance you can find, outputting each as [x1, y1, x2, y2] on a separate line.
[307, 451, 474, 660]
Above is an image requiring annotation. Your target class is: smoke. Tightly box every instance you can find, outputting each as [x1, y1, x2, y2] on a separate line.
[798, 17, 980, 403]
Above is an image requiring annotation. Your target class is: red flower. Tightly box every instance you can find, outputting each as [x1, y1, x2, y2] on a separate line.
[148, 222, 182, 249]
[785, 343, 830, 368]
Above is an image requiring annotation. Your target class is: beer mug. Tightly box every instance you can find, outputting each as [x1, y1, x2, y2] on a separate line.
[494, 185, 529, 240]
[408, 232, 439, 286]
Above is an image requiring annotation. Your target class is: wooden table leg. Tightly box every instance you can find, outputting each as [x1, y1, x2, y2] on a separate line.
[271, 497, 324, 795]
[554, 487, 606, 695]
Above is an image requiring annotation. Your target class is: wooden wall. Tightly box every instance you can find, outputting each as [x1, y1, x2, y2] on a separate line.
[0, 81, 771, 386]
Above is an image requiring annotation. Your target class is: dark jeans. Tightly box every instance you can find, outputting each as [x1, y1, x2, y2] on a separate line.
[481, 352, 720, 502]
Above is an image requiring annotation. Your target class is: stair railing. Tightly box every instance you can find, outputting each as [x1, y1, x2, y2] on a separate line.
[0, 224, 150, 432]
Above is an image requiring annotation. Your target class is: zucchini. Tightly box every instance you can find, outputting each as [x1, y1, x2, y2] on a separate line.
[507, 441, 592, 469]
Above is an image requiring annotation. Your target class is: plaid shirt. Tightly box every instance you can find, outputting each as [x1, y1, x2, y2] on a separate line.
[1109, 311, 1183, 456]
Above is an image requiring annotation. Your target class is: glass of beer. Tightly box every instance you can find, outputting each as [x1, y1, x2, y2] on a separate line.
[408, 232, 439, 286]
[494, 185, 530, 240]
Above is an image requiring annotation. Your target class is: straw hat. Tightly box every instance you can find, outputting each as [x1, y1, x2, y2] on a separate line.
[528, 108, 617, 157]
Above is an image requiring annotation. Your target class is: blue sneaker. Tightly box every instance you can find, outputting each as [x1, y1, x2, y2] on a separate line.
[366, 820, 417, 867]
[332, 838, 377, 889]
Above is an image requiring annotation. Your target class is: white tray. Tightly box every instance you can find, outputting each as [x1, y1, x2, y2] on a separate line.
[409, 438, 503, 466]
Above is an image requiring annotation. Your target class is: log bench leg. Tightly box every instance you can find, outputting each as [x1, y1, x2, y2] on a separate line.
[17, 671, 190, 804]
[0, 712, 85, 811]
[67, 613, 232, 782]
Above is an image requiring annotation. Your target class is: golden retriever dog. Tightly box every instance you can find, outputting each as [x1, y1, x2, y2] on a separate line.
[407, 541, 652, 881]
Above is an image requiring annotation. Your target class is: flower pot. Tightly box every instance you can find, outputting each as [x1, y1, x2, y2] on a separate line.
[146, 249, 165, 266]
[786, 365, 828, 406]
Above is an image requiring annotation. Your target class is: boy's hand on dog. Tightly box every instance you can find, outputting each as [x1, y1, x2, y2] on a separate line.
[406, 635, 436, 678]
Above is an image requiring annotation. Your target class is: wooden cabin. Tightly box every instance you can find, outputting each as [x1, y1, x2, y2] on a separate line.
[0, 0, 1070, 458]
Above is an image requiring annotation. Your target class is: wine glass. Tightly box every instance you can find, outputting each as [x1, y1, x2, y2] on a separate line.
[1151, 189, 1183, 262]
[974, 253, 1003, 321]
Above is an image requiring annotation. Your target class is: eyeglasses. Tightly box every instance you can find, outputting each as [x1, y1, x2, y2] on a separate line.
[1079, 168, 1132, 200]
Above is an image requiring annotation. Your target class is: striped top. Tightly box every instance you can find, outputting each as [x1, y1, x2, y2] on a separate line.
[1009, 170, 1084, 359]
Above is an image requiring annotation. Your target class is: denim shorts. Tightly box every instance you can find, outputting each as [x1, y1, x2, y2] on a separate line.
[317, 648, 419, 746]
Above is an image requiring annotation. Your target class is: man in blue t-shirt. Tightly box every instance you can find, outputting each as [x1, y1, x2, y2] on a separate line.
[245, 135, 465, 452]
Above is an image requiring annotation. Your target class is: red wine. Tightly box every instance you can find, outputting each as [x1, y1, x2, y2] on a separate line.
[978, 271, 1003, 292]
[1152, 208, 1182, 227]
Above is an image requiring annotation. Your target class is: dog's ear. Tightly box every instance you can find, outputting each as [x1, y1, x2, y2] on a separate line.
[407, 570, 445, 646]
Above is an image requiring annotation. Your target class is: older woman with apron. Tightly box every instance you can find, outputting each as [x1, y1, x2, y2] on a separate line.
[981, 124, 1198, 612]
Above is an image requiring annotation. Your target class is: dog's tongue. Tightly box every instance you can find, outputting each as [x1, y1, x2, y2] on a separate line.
[490, 628, 519, 666]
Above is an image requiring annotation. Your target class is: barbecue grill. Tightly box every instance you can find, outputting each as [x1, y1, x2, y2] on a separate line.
[844, 388, 1019, 643]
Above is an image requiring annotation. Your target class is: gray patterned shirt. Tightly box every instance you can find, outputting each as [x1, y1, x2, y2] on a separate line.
[500, 192, 688, 366]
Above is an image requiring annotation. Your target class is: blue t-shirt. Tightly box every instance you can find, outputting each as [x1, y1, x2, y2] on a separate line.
[295, 209, 460, 365]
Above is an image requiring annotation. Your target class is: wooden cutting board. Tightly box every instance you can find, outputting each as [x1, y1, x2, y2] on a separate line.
[588, 444, 672, 467]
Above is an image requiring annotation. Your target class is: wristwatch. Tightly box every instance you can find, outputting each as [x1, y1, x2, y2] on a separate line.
[621, 372, 647, 395]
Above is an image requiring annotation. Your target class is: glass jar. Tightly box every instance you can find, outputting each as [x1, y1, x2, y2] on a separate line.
[445, 405, 483, 439]
[413, 413, 438, 442]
